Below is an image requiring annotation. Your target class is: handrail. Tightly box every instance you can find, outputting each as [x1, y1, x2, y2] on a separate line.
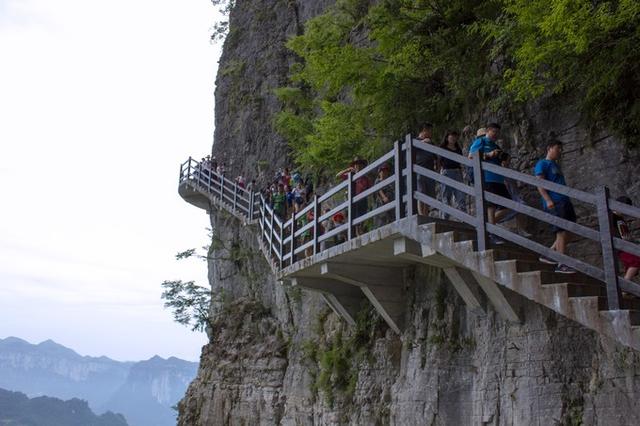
[412, 139, 473, 167]
[179, 135, 640, 308]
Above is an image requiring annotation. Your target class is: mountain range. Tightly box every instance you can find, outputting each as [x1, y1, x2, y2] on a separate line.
[0, 337, 198, 426]
[0, 388, 128, 426]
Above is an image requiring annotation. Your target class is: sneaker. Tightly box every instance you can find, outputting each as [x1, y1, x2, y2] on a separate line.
[555, 264, 575, 274]
[489, 235, 505, 245]
[539, 256, 557, 265]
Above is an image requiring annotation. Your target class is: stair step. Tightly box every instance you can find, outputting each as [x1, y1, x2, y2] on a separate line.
[535, 270, 602, 286]
[597, 297, 640, 311]
[546, 282, 605, 298]
[419, 217, 475, 234]
[507, 259, 556, 272]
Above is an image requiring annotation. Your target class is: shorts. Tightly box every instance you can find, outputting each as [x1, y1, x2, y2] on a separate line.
[545, 200, 576, 233]
[620, 251, 640, 270]
[353, 198, 368, 220]
[485, 182, 511, 209]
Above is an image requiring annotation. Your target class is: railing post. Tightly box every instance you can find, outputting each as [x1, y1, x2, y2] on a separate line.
[405, 133, 417, 217]
[279, 223, 284, 270]
[290, 212, 296, 266]
[313, 195, 319, 255]
[249, 192, 254, 221]
[597, 186, 621, 310]
[261, 200, 266, 243]
[394, 140, 403, 221]
[220, 174, 225, 203]
[472, 153, 488, 251]
[233, 182, 238, 212]
[347, 171, 354, 240]
[269, 208, 275, 260]
[187, 157, 192, 181]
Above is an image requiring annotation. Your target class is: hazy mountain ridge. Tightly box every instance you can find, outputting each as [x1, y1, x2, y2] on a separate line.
[0, 387, 128, 426]
[0, 337, 198, 426]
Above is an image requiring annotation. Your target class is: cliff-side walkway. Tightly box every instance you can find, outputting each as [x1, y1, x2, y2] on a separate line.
[179, 136, 640, 351]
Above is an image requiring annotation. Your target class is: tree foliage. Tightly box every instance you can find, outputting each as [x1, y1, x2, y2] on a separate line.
[161, 280, 211, 332]
[275, 0, 640, 174]
[484, 0, 640, 140]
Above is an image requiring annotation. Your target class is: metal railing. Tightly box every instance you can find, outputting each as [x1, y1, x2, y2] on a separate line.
[179, 135, 640, 310]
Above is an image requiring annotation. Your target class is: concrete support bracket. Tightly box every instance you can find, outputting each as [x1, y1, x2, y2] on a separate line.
[472, 272, 520, 323]
[320, 262, 406, 334]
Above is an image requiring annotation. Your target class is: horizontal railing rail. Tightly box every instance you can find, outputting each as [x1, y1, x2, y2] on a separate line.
[179, 135, 640, 309]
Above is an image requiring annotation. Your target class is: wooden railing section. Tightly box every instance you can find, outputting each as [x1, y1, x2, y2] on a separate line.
[179, 135, 640, 310]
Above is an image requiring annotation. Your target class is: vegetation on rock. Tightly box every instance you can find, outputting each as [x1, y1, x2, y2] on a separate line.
[275, 0, 640, 174]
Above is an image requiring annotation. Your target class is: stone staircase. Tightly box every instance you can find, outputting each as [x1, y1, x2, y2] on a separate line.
[410, 220, 640, 351]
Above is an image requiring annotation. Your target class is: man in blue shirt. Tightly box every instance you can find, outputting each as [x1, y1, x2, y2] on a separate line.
[535, 141, 576, 273]
[468, 123, 511, 243]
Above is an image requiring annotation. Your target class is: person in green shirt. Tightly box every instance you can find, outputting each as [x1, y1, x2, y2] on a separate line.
[272, 183, 287, 219]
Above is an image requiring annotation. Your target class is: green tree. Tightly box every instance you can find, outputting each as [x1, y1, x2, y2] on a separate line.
[276, 0, 502, 174]
[161, 279, 212, 332]
[276, 0, 640, 176]
[484, 0, 640, 141]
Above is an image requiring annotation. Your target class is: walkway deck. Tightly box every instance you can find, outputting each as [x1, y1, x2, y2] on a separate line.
[178, 137, 640, 351]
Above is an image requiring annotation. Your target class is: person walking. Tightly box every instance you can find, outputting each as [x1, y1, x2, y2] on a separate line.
[438, 130, 466, 219]
[612, 196, 640, 281]
[336, 157, 370, 236]
[374, 163, 394, 227]
[416, 123, 438, 216]
[535, 140, 576, 273]
[468, 123, 511, 244]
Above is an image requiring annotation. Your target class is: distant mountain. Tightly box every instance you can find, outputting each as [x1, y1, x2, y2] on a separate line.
[0, 337, 198, 426]
[0, 337, 131, 408]
[0, 387, 128, 426]
[103, 356, 199, 426]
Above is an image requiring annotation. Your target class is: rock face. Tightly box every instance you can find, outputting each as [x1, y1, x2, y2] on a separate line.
[178, 0, 640, 424]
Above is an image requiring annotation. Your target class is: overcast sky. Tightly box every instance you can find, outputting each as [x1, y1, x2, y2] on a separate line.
[0, 0, 222, 361]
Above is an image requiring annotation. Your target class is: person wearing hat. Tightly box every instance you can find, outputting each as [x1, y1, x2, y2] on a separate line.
[374, 163, 394, 227]
[332, 211, 347, 245]
[336, 156, 371, 236]
[468, 122, 511, 244]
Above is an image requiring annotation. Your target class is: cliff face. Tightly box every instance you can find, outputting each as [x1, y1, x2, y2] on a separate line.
[178, 0, 640, 424]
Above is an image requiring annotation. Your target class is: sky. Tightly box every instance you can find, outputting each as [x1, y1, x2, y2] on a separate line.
[0, 0, 223, 362]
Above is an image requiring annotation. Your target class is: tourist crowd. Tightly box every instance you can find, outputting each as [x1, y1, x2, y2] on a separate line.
[191, 121, 639, 280]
